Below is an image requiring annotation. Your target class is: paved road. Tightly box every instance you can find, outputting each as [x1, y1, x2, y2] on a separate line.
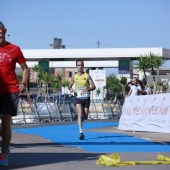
[1, 120, 170, 170]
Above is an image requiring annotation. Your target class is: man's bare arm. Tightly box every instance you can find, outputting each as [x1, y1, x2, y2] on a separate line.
[18, 62, 29, 92]
[87, 75, 96, 91]
[68, 77, 75, 93]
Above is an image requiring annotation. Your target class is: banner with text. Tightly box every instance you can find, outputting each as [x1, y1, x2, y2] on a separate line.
[89, 70, 106, 100]
[89, 70, 106, 87]
[118, 94, 170, 133]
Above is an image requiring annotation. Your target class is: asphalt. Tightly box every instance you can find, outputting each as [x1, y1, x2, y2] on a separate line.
[1, 119, 170, 170]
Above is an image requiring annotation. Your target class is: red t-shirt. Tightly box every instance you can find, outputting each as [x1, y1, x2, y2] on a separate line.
[0, 42, 26, 93]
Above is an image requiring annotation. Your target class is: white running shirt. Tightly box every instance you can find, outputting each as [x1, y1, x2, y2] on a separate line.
[130, 85, 138, 96]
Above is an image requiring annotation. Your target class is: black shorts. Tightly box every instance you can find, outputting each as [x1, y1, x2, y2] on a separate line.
[0, 93, 19, 116]
[74, 97, 90, 108]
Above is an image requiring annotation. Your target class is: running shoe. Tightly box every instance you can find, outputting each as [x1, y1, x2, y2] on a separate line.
[0, 153, 8, 166]
[79, 133, 85, 140]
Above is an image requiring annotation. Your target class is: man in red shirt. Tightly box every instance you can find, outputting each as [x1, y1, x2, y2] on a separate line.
[0, 21, 29, 166]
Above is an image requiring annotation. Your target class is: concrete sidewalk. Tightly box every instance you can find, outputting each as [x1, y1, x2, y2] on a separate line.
[1, 120, 170, 170]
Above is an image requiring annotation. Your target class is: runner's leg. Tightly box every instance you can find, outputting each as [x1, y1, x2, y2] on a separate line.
[76, 104, 83, 133]
[1, 114, 11, 155]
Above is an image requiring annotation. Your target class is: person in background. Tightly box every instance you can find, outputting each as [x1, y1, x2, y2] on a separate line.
[156, 84, 165, 94]
[142, 78, 151, 95]
[0, 21, 29, 166]
[132, 77, 138, 86]
[127, 81, 138, 96]
[136, 79, 146, 95]
[68, 59, 95, 140]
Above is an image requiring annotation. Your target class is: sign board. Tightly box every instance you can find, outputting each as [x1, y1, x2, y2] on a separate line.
[89, 70, 106, 87]
[39, 61, 49, 73]
[118, 94, 170, 133]
[118, 60, 130, 74]
[89, 70, 106, 100]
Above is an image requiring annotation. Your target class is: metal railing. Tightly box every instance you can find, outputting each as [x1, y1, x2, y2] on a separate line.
[12, 87, 123, 124]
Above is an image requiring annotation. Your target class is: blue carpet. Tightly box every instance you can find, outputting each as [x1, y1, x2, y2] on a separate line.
[13, 122, 170, 152]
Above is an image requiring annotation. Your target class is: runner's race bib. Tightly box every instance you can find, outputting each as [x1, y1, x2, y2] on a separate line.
[77, 87, 88, 98]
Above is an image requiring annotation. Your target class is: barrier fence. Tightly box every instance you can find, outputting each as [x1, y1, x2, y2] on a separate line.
[11, 92, 123, 125]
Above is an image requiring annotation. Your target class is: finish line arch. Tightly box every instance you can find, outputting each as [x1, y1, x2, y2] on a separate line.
[20, 47, 170, 78]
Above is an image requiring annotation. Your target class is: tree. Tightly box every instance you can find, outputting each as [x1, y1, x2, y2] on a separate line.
[119, 76, 127, 99]
[147, 53, 166, 94]
[50, 74, 63, 106]
[41, 71, 53, 97]
[32, 64, 43, 85]
[134, 52, 167, 94]
[104, 80, 111, 101]
[107, 74, 123, 102]
[62, 79, 69, 99]
[96, 87, 101, 101]
[134, 54, 150, 81]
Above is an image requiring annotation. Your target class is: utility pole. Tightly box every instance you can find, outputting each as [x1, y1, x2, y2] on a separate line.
[97, 41, 100, 48]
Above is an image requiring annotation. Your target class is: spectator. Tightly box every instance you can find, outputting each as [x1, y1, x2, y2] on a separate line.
[137, 80, 146, 95]
[142, 78, 151, 95]
[127, 81, 138, 96]
[156, 85, 165, 94]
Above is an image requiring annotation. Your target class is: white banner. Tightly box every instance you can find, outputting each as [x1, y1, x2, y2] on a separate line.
[118, 93, 170, 133]
[89, 70, 106, 87]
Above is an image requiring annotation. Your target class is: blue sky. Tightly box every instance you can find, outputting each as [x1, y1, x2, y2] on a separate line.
[1, 0, 170, 75]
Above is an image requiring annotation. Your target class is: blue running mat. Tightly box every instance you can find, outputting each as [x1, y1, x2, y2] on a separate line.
[13, 122, 170, 152]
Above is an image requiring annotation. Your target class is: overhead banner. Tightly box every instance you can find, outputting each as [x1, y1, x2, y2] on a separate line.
[118, 94, 170, 133]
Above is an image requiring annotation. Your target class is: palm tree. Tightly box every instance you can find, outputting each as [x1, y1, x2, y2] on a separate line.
[62, 80, 69, 100]
[41, 71, 53, 98]
[96, 87, 101, 101]
[50, 74, 63, 106]
[134, 53, 167, 94]
[108, 74, 122, 102]
[104, 80, 110, 101]
[119, 76, 127, 99]
[147, 53, 166, 94]
[32, 64, 43, 84]
[134, 54, 150, 81]
[50, 77, 60, 93]
[32, 64, 44, 96]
